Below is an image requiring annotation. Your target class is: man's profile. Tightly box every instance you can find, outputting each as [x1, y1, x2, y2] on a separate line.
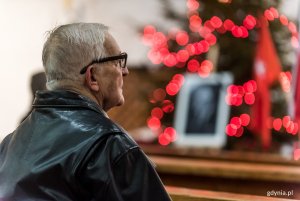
[0, 23, 171, 201]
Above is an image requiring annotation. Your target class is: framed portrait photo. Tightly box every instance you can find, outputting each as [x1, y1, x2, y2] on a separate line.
[174, 72, 233, 148]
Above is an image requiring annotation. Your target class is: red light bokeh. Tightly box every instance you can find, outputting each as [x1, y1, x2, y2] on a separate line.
[226, 124, 237, 136]
[187, 0, 200, 11]
[282, 116, 291, 128]
[164, 127, 177, 142]
[143, 5, 299, 144]
[269, 7, 279, 18]
[186, 44, 196, 55]
[153, 88, 166, 102]
[243, 15, 256, 30]
[205, 34, 217, 45]
[240, 114, 250, 126]
[230, 117, 242, 128]
[163, 53, 177, 67]
[176, 50, 189, 62]
[273, 118, 282, 131]
[172, 74, 185, 86]
[147, 117, 161, 130]
[232, 26, 243, 38]
[158, 133, 171, 146]
[264, 10, 274, 21]
[292, 123, 299, 135]
[151, 107, 164, 119]
[162, 100, 175, 113]
[235, 127, 244, 137]
[176, 31, 189, 46]
[279, 15, 288, 25]
[189, 15, 202, 31]
[210, 16, 223, 28]
[288, 22, 297, 34]
[244, 93, 255, 105]
[166, 83, 180, 96]
[223, 19, 235, 31]
[187, 59, 199, 72]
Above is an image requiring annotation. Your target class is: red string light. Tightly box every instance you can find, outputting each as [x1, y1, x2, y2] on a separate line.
[158, 133, 171, 146]
[205, 34, 217, 45]
[176, 50, 190, 62]
[143, 3, 298, 144]
[269, 7, 279, 18]
[292, 123, 299, 135]
[161, 100, 175, 113]
[176, 31, 189, 46]
[210, 16, 223, 28]
[164, 127, 177, 142]
[152, 88, 166, 102]
[151, 107, 164, 119]
[279, 72, 292, 92]
[189, 15, 202, 32]
[279, 15, 288, 25]
[232, 26, 243, 38]
[264, 9, 275, 21]
[166, 83, 180, 96]
[273, 118, 282, 131]
[163, 53, 177, 67]
[147, 117, 161, 130]
[282, 116, 291, 128]
[185, 44, 196, 55]
[240, 114, 250, 126]
[198, 60, 213, 77]
[226, 124, 237, 136]
[223, 19, 235, 31]
[235, 127, 244, 137]
[243, 15, 256, 30]
[186, 0, 200, 11]
[230, 117, 242, 128]
[244, 93, 255, 105]
[187, 59, 199, 72]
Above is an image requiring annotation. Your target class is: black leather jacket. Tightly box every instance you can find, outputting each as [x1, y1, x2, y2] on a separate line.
[0, 90, 171, 201]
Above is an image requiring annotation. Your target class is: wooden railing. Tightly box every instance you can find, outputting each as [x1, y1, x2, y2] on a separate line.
[141, 144, 300, 166]
[151, 155, 300, 183]
[141, 145, 300, 199]
[166, 186, 297, 201]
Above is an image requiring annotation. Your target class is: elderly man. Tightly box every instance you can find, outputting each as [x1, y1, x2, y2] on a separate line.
[0, 23, 171, 201]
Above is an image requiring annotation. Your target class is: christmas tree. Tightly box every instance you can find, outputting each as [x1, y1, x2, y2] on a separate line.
[143, 0, 298, 152]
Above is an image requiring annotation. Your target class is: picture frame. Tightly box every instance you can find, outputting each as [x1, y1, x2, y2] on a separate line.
[174, 72, 233, 148]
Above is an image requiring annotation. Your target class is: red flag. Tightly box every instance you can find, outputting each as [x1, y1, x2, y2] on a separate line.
[294, 51, 300, 127]
[291, 36, 300, 157]
[251, 16, 282, 149]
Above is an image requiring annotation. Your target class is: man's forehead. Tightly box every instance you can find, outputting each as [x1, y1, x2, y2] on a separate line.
[104, 32, 121, 55]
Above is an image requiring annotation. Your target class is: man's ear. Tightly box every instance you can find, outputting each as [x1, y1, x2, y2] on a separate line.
[85, 66, 100, 92]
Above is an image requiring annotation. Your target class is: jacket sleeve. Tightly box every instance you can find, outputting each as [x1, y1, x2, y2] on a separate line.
[107, 147, 172, 201]
[78, 134, 172, 201]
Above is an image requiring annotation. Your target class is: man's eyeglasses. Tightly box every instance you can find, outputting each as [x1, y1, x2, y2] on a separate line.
[80, 52, 127, 74]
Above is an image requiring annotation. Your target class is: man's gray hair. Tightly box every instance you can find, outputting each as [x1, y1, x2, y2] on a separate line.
[42, 23, 108, 90]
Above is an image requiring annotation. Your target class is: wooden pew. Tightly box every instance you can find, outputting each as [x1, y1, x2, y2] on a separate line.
[141, 144, 300, 166]
[151, 155, 300, 183]
[166, 186, 297, 201]
[141, 145, 300, 199]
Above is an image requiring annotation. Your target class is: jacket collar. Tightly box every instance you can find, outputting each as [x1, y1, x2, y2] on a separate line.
[32, 90, 107, 116]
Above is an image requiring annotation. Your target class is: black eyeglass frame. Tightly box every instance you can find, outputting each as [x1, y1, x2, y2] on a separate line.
[80, 52, 127, 74]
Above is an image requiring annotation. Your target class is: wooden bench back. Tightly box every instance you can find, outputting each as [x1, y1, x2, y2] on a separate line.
[166, 186, 297, 201]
